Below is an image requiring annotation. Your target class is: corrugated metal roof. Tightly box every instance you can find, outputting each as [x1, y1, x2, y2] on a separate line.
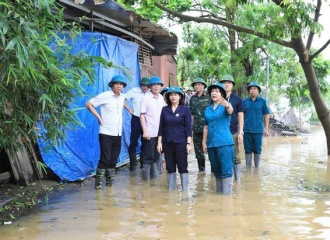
[57, 0, 178, 55]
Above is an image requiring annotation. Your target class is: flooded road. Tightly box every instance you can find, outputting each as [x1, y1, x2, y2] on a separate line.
[1, 126, 330, 239]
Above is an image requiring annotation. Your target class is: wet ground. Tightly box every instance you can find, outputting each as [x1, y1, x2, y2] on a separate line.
[1, 126, 330, 239]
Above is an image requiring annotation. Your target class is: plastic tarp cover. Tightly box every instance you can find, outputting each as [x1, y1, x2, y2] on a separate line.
[37, 32, 140, 181]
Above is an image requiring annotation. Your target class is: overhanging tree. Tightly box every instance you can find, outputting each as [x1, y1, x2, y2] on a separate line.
[119, 0, 330, 154]
[0, 0, 115, 152]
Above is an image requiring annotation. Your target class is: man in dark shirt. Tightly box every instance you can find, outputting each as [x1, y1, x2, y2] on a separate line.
[220, 75, 244, 181]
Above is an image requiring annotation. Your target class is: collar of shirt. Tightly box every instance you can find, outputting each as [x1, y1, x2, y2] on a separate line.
[110, 90, 123, 98]
[249, 95, 260, 101]
[146, 90, 161, 99]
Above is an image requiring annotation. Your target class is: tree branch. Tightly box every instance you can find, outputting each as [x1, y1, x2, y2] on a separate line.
[154, 3, 293, 48]
[310, 39, 330, 60]
[306, 0, 322, 50]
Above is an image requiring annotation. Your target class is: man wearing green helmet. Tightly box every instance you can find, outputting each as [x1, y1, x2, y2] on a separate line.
[189, 78, 211, 172]
[243, 82, 270, 168]
[124, 77, 150, 172]
[220, 74, 244, 182]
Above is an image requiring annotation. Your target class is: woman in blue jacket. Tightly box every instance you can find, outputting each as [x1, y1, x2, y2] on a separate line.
[202, 82, 234, 195]
[157, 86, 192, 191]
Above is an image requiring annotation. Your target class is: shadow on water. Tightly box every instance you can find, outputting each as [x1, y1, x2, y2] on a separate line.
[1, 126, 330, 239]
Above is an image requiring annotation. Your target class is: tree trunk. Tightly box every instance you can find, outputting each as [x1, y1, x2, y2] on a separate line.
[293, 38, 330, 154]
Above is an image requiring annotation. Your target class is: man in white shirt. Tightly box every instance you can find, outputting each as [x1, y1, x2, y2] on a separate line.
[124, 77, 149, 171]
[85, 75, 127, 189]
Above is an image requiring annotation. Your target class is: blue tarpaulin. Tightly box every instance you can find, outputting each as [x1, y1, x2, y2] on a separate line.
[37, 32, 140, 181]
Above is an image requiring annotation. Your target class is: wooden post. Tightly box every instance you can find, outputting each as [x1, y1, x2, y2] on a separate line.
[7, 136, 35, 186]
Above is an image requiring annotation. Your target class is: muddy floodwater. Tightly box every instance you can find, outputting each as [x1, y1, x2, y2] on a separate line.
[1, 126, 330, 239]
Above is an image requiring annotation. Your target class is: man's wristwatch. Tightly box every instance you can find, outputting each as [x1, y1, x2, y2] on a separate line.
[239, 131, 244, 135]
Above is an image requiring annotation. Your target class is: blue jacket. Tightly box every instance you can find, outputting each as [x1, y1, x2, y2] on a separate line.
[243, 96, 270, 133]
[158, 105, 192, 143]
[204, 104, 233, 148]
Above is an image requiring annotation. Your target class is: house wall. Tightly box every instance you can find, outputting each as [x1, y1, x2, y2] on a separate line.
[142, 55, 177, 87]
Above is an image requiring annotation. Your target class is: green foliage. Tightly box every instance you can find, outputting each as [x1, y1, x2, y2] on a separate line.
[312, 53, 330, 94]
[177, 24, 231, 87]
[0, 1, 102, 151]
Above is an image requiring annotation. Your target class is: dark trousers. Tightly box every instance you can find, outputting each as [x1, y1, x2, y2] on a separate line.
[141, 137, 159, 165]
[163, 141, 188, 174]
[193, 131, 205, 171]
[193, 132, 205, 160]
[98, 134, 121, 169]
[128, 115, 143, 169]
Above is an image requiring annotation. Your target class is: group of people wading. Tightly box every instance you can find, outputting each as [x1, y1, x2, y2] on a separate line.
[85, 75, 270, 195]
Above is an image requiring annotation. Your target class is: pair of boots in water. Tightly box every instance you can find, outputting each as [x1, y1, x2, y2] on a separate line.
[95, 168, 115, 189]
[142, 162, 162, 180]
[167, 172, 189, 192]
[245, 153, 261, 168]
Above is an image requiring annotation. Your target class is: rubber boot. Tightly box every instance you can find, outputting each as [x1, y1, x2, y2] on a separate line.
[197, 159, 205, 172]
[158, 153, 164, 173]
[215, 177, 223, 193]
[234, 164, 242, 182]
[142, 163, 151, 180]
[129, 152, 137, 171]
[222, 177, 233, 195]
[245, 153, 252, 169]
[180, 173, 189, 192]
[150, 161, 160, 179]
[167, 172, 176, 190]
[254, 154, 261, 168]
[105, 168, 115, 186]
[95, 168, 105, 189]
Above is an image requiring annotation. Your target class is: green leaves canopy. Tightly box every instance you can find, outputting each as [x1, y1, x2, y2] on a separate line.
[0, 0, 97, 150]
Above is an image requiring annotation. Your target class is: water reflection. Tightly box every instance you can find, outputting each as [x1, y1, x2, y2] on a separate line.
[1, 127, 330, 239]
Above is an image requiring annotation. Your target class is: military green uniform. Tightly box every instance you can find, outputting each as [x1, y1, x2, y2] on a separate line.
[190, 91, 210, 171]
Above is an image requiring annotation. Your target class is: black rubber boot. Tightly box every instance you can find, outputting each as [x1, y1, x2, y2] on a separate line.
[197, 159, 205, 172]
[95, 168, 105, 189]
[142, 164, 151, 180]
[105, 168, 115, 186]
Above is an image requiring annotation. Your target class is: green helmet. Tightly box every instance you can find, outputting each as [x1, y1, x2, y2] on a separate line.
[140, 77, 150, 85]
[220, 74, 235, 86]
[191, 77, 207, 88]
[247, 82, 261, 93]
